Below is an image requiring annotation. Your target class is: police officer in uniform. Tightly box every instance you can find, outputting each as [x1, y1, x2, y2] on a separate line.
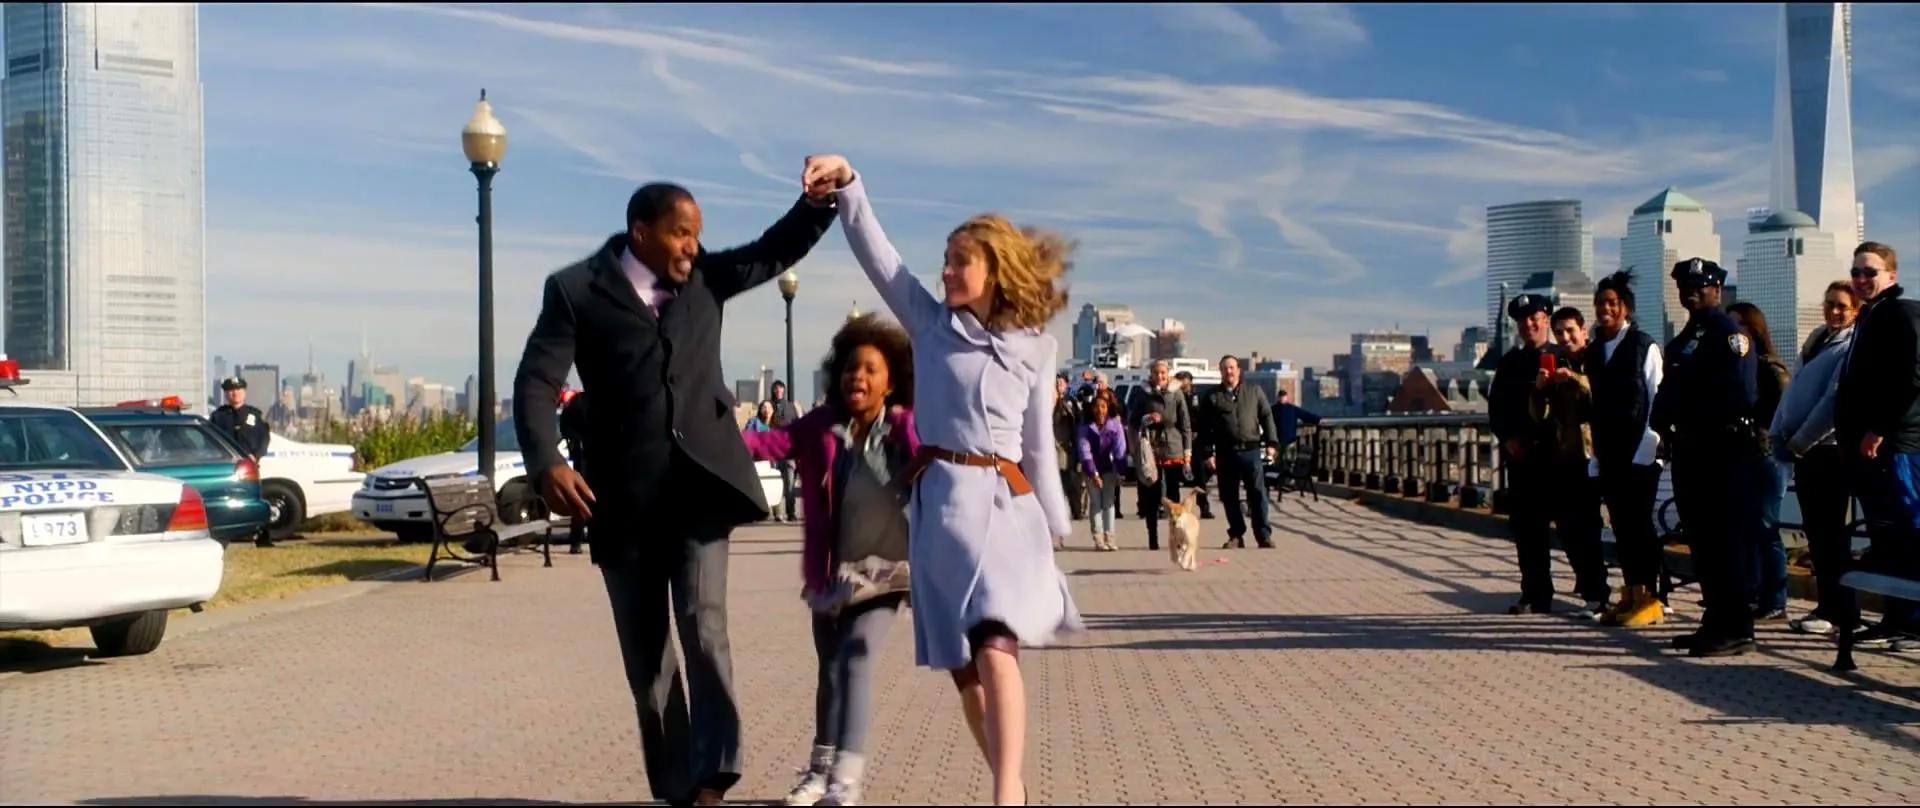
[1487, 293, 1591, 615]
[210, 376, 273, 547]
[559, 389, 591, 555]
[1650, 258, 1765, 657]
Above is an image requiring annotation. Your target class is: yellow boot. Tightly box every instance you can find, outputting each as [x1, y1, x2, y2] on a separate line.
[1617, 585, 1666, 628]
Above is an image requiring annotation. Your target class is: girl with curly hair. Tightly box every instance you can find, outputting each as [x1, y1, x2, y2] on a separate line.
[803, 154, 1081, 806]
[738, 313, 919, 807]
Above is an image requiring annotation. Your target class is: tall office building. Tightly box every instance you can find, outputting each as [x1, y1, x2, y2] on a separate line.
[1739, 210, 1840, 372]
[1485, 200, 1592, 335]
[1619, 188, 1722, 345]
[1771, 3, 1860, 266]
[2, 3, 206, 406]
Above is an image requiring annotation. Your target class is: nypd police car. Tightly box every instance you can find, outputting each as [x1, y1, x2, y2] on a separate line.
[353, 415, 787, 542]
[0, 363, 224, 657]
[256, 433, 366, 540]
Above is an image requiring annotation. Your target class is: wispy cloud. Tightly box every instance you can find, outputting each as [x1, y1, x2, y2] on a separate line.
[1160, 4, 1282, 62]
[195, 3, 1918, 390]
[1277, 4, 1370, 54]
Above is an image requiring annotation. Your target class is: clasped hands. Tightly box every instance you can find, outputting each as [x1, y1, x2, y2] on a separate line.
[802, 154, 855, 201]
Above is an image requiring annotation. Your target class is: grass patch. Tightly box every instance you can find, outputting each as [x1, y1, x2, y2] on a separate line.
[1, 536, 426, 650]
[298, 511, 374, 534]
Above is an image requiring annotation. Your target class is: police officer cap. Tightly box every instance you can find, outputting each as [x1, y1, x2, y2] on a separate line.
[220, 376, 246, 391]
[1506, 293, 1551, 321]
[1670, 257, 1727, 286]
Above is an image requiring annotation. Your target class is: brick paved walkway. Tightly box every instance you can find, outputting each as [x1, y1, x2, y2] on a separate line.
[2, 498, 1916, 805]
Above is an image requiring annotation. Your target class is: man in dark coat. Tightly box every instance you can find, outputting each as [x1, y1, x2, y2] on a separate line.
[512, 180, 837, 806]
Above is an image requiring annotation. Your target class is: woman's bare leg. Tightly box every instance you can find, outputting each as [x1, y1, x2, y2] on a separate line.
[977, 645, 1027, 805]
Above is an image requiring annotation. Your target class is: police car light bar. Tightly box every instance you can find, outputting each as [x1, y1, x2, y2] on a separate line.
[115, 395, 187, 411]
[0, 354, 26, 391]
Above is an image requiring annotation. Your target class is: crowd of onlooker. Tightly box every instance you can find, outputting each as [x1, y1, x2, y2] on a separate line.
[1487, 241, 1915, 657]
[1049, 360, 1320, 552]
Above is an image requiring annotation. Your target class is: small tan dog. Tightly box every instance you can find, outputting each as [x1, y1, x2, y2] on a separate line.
[1163, 488, 1201, 571]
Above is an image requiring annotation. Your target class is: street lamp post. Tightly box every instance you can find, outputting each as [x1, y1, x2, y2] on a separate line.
[779, 271, 799, 405]
[462, 90, 508, 488]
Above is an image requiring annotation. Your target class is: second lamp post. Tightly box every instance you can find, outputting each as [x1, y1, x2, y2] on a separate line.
[778, 271, 799, 405]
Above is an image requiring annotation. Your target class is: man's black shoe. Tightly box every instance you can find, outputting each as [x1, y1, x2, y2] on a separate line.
[1222, 535, 1246, 549]
[253, 536, 275, 548]
[1507, 600, 1551, 616]
[1688, 635, 1756, 657]
[1671, 631, 1700, 650]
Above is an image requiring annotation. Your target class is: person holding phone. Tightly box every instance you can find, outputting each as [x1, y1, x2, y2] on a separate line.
[1487, 293, 1595, 615]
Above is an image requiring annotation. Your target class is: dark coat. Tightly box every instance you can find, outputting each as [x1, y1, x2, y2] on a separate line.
[511, 196, 837, 563]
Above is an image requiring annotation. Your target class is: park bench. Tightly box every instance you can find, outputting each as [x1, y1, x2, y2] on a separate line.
[413, 476, 557, 583]
[1832, 570, 1920, 672]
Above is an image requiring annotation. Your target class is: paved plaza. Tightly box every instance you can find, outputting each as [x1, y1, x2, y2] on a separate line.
[2, 497, 1917, 805]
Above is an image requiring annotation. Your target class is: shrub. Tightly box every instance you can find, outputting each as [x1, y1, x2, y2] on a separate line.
[318, 412, 480, 474]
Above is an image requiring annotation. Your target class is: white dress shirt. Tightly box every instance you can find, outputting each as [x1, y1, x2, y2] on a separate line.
[619, 247, 674, 317]
[1588, 322, 1665, 477]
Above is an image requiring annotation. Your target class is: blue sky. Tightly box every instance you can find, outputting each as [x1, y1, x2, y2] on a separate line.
[201, 2, 1920, 399]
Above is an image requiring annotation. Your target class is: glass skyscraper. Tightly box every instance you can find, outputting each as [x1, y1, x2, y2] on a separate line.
[1770, 2, 1860, 268]
[2, 3, 205, 406]
[1483, 200, 1592, 336]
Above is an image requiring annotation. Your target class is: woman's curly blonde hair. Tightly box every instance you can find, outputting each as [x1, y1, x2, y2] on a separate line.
[948, 214, 1074, 332]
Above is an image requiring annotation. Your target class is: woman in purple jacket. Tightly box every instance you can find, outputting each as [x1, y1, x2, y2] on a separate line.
[1077, 389, 1128, 551]
[739, 314, 918, 807]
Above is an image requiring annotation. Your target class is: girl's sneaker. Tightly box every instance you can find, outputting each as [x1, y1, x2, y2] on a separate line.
[818, 780, 863, 806]
[785, 745, 836, 806]
[784, 770, 830, 806]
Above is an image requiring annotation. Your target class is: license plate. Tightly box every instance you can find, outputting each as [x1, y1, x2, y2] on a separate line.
[21, 512, 89, 547]
[375, 502, 393, 514]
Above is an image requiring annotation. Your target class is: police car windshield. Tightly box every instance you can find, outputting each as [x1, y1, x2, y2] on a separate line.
[458, 417, 521, 453]
[0, 410, 128, 471]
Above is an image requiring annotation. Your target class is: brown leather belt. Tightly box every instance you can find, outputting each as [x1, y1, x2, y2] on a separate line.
[903, 446, 1034, 497]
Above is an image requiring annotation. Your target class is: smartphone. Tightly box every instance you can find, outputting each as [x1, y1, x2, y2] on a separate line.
[1539, 352, 1557, 374]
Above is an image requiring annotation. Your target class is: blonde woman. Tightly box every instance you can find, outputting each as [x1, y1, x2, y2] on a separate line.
[803, 154, 1080, 806]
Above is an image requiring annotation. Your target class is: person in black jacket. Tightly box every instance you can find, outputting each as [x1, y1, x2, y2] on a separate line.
[1052, 374, 1087, 521]
[1174, 371, 1214, 519]
[511, 179, 837, 807]
[1831, 241, 1919, 649]
[1582, 271, 1671, 628]
[559, 389, 590, 555]
[1650, 257, 1765, 657]
[1486, 294, 1589, 616]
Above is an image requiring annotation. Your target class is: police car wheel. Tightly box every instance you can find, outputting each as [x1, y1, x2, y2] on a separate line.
[90, 610, 169, 658]
[262, 481, 306, 540]
[498, 481, 537, 525]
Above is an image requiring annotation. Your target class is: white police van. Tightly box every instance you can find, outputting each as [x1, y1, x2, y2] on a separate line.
[0, 361, 225, 657]
[353, 414, 787, 542]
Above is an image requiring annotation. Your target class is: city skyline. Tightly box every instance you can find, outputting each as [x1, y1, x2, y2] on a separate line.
[0, 4, 1914, 393]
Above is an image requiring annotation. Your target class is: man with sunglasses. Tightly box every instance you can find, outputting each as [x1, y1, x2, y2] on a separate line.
[1832, 242, 1920, 653]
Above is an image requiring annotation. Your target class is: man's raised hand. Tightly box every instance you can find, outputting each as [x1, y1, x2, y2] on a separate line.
[802, 155, 854, 199]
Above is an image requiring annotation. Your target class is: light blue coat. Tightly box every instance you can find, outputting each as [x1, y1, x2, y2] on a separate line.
[834, 175, 1083, 671]
[1771, 323, 1855, 457]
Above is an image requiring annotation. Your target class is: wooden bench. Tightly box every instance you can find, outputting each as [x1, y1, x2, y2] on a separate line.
[1833, 571, 1920, 672]
[413, 476, 557, 583]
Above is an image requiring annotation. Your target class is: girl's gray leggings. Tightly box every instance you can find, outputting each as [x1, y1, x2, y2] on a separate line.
[811, 593, 906, 754]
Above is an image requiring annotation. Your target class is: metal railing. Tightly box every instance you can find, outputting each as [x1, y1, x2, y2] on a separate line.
[1308, 414, 1508, 510]
[1304, 413, 1851, 542]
